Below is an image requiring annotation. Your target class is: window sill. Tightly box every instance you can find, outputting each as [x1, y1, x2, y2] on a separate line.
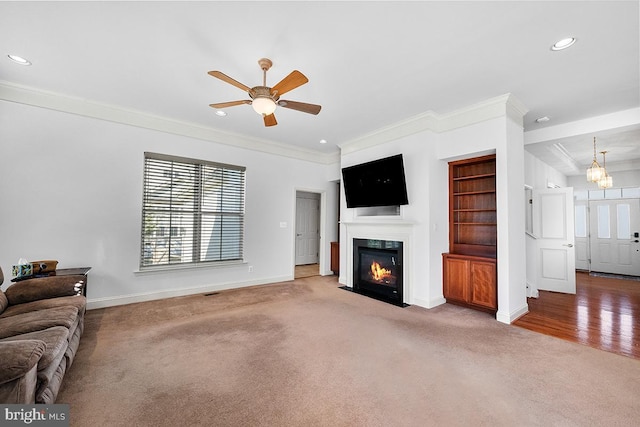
[134, 260, 246, 275]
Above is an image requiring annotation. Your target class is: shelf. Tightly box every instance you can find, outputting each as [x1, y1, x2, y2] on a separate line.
[446, 154, 498, 312]
[453, 189, 495, 196]
[452, 173, 496, 181]
[448, 154, 497, 257]
[453, 209, 496, 212]
[454, 222, 497, 226]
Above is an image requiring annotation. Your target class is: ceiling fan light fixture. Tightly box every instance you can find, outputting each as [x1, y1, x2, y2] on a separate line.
[251, 96, 277, 116]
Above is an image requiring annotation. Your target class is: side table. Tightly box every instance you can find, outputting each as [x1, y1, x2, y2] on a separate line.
[52, 267, 92, 296]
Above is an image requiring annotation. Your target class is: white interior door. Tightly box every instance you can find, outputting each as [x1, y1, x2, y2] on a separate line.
[589, 199, 640, 276]
[533, 187, 576, 294]
[295, 193, 320, 265]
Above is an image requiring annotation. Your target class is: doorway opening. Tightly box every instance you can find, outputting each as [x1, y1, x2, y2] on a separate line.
[574, 189, 640, 277]
[294, 191, 321, 278]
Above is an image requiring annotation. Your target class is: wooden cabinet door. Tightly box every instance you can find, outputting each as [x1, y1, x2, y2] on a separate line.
[330, 242, 339, 275]
[470, 260, 497, 309]
[443, 256, 469, 303]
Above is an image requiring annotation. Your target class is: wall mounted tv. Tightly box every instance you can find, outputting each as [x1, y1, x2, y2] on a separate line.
[341, 154, 409, 208]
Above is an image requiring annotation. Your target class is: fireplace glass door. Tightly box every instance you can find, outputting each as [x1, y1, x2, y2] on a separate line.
[353, 239, 403, 305]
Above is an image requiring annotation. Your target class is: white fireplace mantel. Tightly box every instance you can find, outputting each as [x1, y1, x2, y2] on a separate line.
[342, 220, 415, 305]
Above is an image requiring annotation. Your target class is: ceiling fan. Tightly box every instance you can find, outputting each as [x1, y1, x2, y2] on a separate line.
[208, 58, 321, 127]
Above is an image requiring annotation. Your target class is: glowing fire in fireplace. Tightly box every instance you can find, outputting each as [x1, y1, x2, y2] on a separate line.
[370, 261, 393, 282]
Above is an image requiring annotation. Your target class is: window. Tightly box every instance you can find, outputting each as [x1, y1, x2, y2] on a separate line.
[140, 152, 245, 268]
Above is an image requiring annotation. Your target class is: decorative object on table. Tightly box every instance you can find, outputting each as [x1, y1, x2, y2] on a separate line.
[10, 259, 59, 281]
[11, 259, 33, 279]
[30, 259, 58, 274]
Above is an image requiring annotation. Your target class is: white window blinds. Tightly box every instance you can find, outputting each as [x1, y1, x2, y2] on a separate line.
[140, 152, 246, 268]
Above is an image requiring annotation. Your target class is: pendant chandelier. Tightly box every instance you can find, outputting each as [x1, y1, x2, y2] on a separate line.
[586, 137, 605, 182]
[598, 151, 613, 189]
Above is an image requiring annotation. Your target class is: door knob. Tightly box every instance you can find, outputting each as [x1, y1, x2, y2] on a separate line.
[562, 243, 574, 248]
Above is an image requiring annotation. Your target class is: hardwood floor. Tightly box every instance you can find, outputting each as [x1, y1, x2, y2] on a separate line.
[514, 271, 640, 360]
[294, 263, 319, 279]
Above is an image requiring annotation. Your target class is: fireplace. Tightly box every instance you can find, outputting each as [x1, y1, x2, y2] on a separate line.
[353, 239, 404, 306]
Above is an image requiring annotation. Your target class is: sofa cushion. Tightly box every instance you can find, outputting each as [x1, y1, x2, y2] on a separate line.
[0, 291, 8, 315]
[65, 321, 83, 368]
[5, 275, 85, 305]
[0, 295, 86, 319]
[0, 364, 39, 404]
[37, 357, 66, 405]
[0, 340, 46, 385]
[0, 306, 78, 340]
[0, 327, 69, 369]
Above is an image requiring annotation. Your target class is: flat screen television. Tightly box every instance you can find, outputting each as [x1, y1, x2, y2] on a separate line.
[341, 154, 409, 208]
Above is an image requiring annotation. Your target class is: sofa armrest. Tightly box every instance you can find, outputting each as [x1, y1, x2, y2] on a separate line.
[0, 340, 46, 385]
[5, 275, 85, 305]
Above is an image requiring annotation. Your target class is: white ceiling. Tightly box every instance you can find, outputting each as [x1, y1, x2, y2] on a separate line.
[1, 1, 638, 174]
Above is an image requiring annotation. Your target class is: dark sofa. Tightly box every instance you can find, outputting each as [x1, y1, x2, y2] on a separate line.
[0, 266, 86, 404]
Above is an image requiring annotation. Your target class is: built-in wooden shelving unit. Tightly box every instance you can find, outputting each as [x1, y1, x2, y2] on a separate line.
[443, 154, 498, 314]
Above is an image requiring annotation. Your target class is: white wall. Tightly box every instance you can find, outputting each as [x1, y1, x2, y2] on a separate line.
[437, 117, 503, 160]
[337, 95, 529, 322]
[339, 130, 445, 308]
[0, 101, 338, 307]
[524, 151, 568, 189]
[495, 116, 527, 323]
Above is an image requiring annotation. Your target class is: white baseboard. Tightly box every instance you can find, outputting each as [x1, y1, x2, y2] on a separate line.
[496, 303, 529, 324]
[86, 275, 291, 310]
[412, 296, 446, 309]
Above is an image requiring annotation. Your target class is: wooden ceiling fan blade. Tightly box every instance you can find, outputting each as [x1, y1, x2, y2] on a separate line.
[277, 100, 321, 115]
[263, 113, 277, 127]
[209, 100, 251, 109]
[270, 70, 308, 96]
[208, 71, 252, 93]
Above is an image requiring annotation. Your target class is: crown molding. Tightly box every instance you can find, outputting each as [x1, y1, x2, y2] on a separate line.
[0, 81, 340, 165]
[437, 93, 528, 132]
[337, 110, 440, 155]
[338, 93, 528, 155]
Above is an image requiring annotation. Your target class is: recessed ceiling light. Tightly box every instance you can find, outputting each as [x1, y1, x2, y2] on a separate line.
[319, 139, 327, 144]
[535, 116, 550, 123]
[7, 54, 31, 65]
[215, 110, 227, 117]
[551, 37, 576, 51]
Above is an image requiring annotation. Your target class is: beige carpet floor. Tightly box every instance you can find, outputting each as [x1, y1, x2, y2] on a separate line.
[58, 275, 640, 426]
